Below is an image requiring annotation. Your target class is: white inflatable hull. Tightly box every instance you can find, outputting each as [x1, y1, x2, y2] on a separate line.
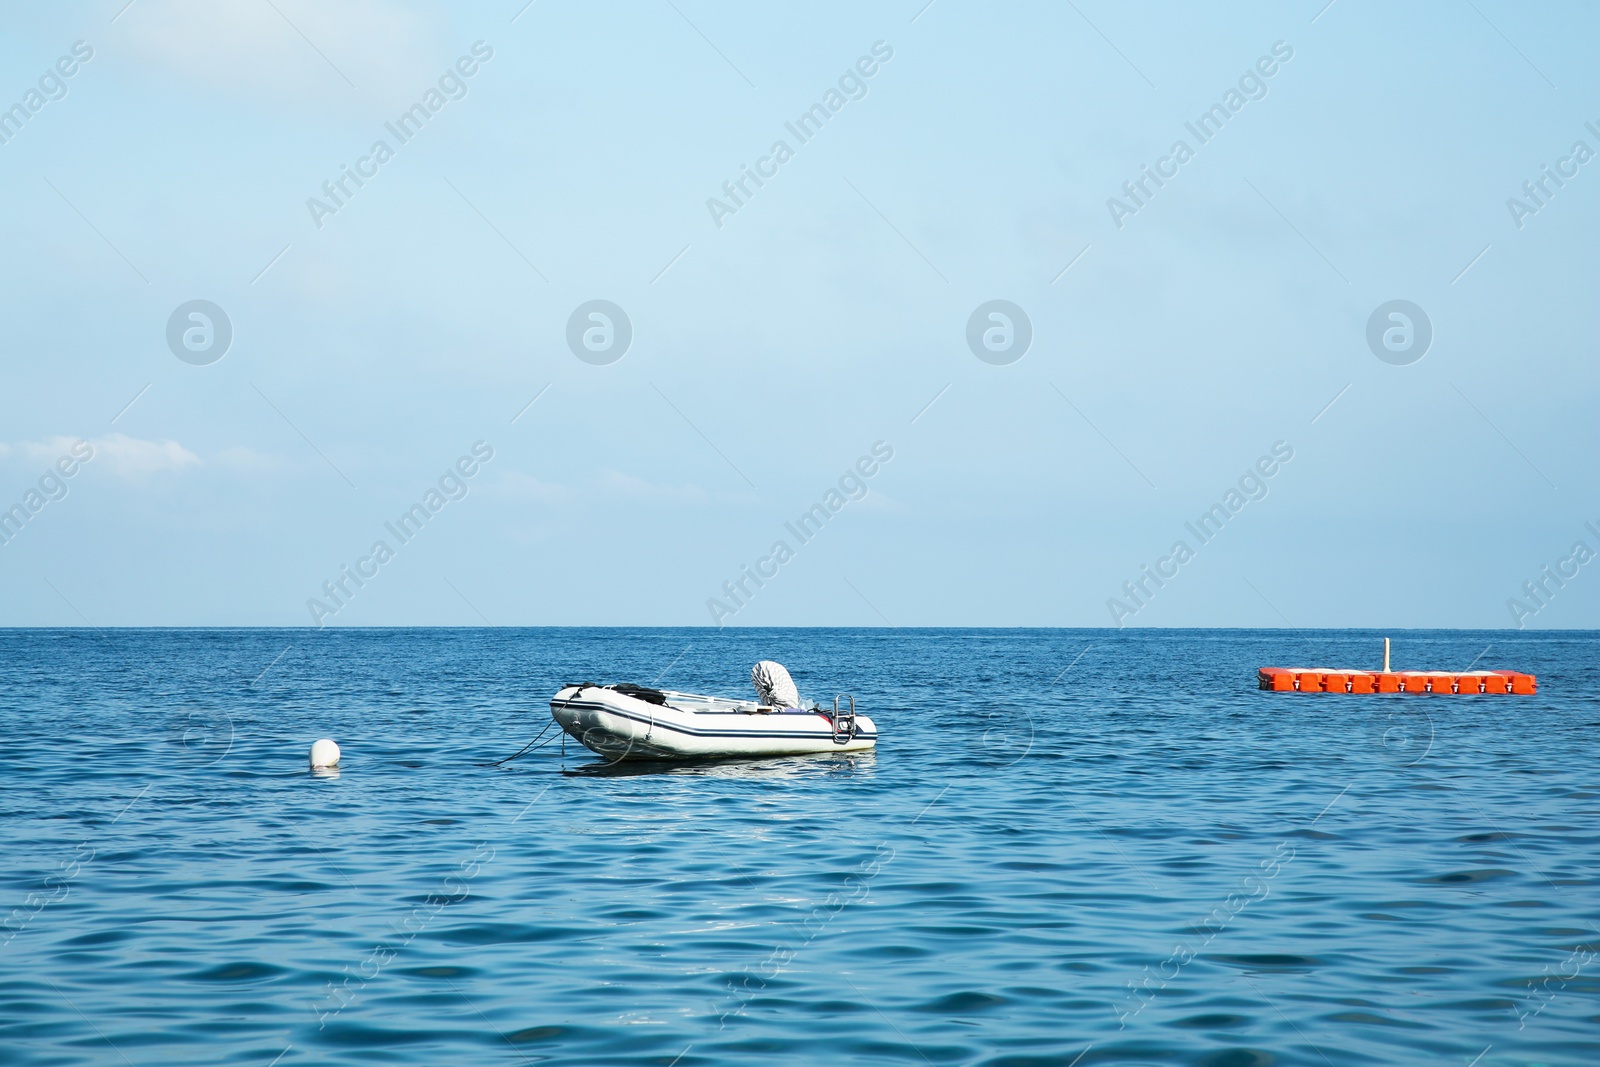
[551, 685, 877, 761]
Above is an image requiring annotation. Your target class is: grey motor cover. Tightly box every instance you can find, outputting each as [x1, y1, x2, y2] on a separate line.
[751, 661, 802, 709]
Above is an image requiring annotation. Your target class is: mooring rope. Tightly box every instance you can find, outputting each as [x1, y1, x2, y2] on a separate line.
[486, 719, 557, 766]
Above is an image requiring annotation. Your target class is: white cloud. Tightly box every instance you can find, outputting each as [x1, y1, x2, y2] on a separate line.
[489, 469, 758, 507]
[2, 434, 201, 478]
[213, 446, 287, 474]
[497, 470, 571, 502]
[1, 435, 89, 466]
[598, 469, 725, 504]
[89, 433, 203, 477]
[854, 489, 904, 513]
[121, 0, 446, 106]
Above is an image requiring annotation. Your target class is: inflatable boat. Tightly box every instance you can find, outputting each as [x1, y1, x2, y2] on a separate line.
[550, 662, 877, 761]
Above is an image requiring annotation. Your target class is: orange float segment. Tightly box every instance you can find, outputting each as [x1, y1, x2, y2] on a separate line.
[1374, 673, 1402, 693]
[1258, 668, 1295, 691]
[1323, 671, 1350, 694]
[1292, 670, 1324, 692]
[1480, 674, 1510, 694]
[1348, 673, 1376, 694]
[1498, 671, 1537, 694]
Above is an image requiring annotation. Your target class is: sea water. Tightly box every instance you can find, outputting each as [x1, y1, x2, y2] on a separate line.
[1, 627, 1595, 1066]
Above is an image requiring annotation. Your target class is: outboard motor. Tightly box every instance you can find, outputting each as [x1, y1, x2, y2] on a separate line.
[751, 661, 802, 710]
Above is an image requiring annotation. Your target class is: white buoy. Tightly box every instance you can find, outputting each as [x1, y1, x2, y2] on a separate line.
[1383, 637, 1391, 673]
[310, 738, 341, 769]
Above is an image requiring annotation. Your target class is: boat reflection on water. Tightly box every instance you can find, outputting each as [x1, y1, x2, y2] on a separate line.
[560, 750, 877, 779]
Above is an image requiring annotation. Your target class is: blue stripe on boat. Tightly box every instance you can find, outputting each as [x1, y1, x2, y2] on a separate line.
[552, 700, 876, 742]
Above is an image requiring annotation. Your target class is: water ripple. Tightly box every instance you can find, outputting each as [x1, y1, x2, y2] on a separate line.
[2, 627, 1597, 1066]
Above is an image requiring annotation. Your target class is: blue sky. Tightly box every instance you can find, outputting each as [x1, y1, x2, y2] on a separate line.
[0, 0, 1595, 628]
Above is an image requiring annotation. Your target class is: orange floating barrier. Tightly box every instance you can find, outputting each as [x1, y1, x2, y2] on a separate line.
[1258, 641, 1536, 694]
